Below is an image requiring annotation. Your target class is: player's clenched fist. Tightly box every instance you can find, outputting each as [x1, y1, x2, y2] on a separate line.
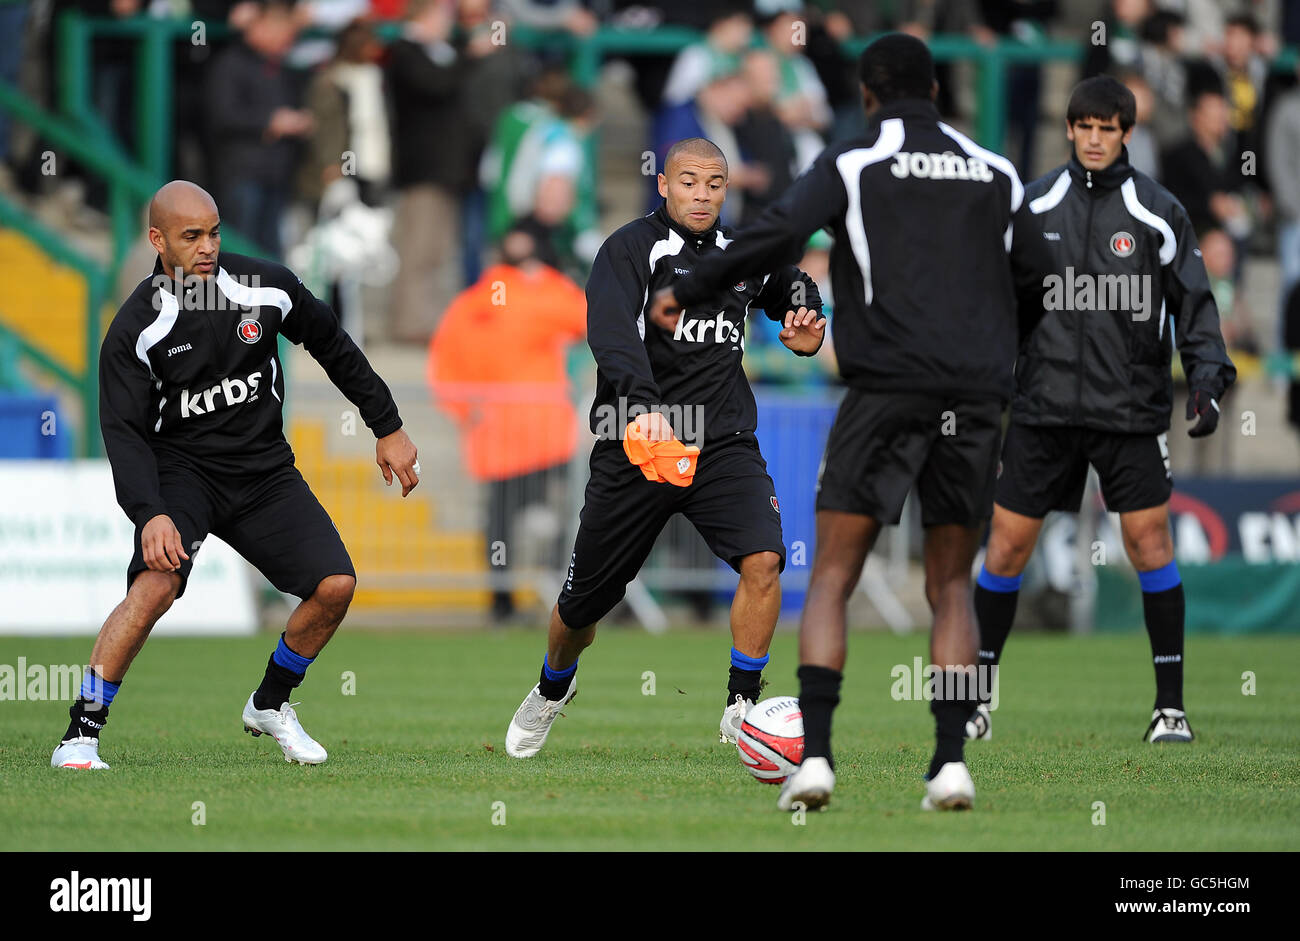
[140, 514, 189, 572]
[377, 428, 420, 497]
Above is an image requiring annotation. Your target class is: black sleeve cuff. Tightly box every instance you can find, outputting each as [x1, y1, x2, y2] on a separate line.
[371, 416, 404, 439]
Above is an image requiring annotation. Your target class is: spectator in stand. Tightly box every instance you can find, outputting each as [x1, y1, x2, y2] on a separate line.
[1266, 60, 1300, 338]
[1120, 71, 1161, 178]
[1217, 13, 1269, 170]
[895, 0, 996, 118]
[482, 73, 600, 274]
[387, 0, 475, 342]
[297, 19, 390, 212]
[206, 0, 312, 257]
[457, 0, 527, 288]
[1138, 9, 1191, 152]
[1163, 83, 1257, 350]
[1162, 0, 1225, 58]
[759, 9, 832, 171]
[650, 73, 758, 225]
[659, 9, 754, 107]
[735, 49, 797, 226]
[978, 1, 1059, 177]
[1082, 0, 1153, 79]
[428, 221, 587, 623]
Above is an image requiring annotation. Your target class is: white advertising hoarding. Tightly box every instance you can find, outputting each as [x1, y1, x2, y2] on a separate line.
[0, 462, 256, 634]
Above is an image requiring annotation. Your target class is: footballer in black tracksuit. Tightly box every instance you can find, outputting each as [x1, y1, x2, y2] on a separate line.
[663, 63, 1047, 806]
[972, 77, 1237, 745]
[555, 201, 823, 628]
[100, 252, 404, 599]
[672, 98, 1042, 529]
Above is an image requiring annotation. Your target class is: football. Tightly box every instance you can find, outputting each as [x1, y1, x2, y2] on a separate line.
[736, 696, 805, 784]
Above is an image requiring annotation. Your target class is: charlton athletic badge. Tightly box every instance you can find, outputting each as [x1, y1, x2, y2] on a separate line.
[237, 319, 262, 344]
[770, 495, 780, 513]
[1110, 232, 1135, 257]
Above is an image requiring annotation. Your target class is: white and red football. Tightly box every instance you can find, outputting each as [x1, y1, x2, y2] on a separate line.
[736, 696, 805, 784]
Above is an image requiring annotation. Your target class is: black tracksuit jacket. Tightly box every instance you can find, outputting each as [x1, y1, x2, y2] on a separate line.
[672, 98, 1045, 403]
[585, 202, 822, 445]
[99, 253, 403, 528]
[1012, 151, 1236, 433]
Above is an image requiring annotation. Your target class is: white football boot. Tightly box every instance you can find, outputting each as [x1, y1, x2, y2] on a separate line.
[719, 694, 753, 744]
[777, 757, 835, 812]
[965, 703, 992, 741]
[921, 761, 975, 811]
[505, 676, 577, 758]
[1144, 707, 1194, 743]
[242, 694, 328, 764]
[51, 735, 110, 770]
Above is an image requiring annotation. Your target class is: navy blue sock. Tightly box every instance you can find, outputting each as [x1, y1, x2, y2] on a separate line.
[1139, 562, 1185, 711]
[727, 647, 768, 708]
[974, 566, 1021, 704]
[254, 633, 314, 710]
[63, 669, 119, 741]
[537, 653, 577, 701]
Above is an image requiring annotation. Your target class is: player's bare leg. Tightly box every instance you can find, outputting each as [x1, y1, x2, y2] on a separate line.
[720, 551, 782, 742]
[970, 504, 1045, 739]
[87, 571, 182, 684]
[283, 573, 357, 658]
[1120, 503, 1191, 741]
[52, 571, 181, 769]
[778, 511, 880, 811]
[243, 574, 356, 766]
[505, 604, 589, 758]
[544, 603, 596, 673]
[921, 524, 982, 810]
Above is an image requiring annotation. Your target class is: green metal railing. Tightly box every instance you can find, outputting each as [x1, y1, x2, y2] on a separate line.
[0, 74, 263, 456]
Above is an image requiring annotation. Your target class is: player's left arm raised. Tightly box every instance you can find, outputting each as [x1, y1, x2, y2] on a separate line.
[1164, 205, 1237, 437]
[754, 266, 826, 356]
[279, 269, 421, 495]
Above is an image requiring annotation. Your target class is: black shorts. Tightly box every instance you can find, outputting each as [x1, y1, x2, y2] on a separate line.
[127, 461, 355, 600]
[994, 422, 1172, 518]
[556, 434, 785, 627]
[815, 390, 1003, 528]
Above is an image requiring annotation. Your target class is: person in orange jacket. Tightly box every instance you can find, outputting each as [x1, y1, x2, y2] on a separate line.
[428, 222, 587, 621]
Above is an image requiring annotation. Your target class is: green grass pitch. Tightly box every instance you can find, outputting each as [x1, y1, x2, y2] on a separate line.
[1, 630, 1297, 851]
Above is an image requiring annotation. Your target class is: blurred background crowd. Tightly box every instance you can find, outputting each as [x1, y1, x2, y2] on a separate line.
[2, 0, 1298, 362]
[3, 0, 1300, 627]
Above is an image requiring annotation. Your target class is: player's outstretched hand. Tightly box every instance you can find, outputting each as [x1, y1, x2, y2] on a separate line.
[1186, 387, 1220, 438]
[141, 514, 189, 572]
[377, 428, 420, 497]
[779, 307, 826, 354]
[648, 288, 683, 332]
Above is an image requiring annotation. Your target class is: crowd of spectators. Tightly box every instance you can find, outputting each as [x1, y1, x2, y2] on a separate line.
[1, 0, 1299, 367]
